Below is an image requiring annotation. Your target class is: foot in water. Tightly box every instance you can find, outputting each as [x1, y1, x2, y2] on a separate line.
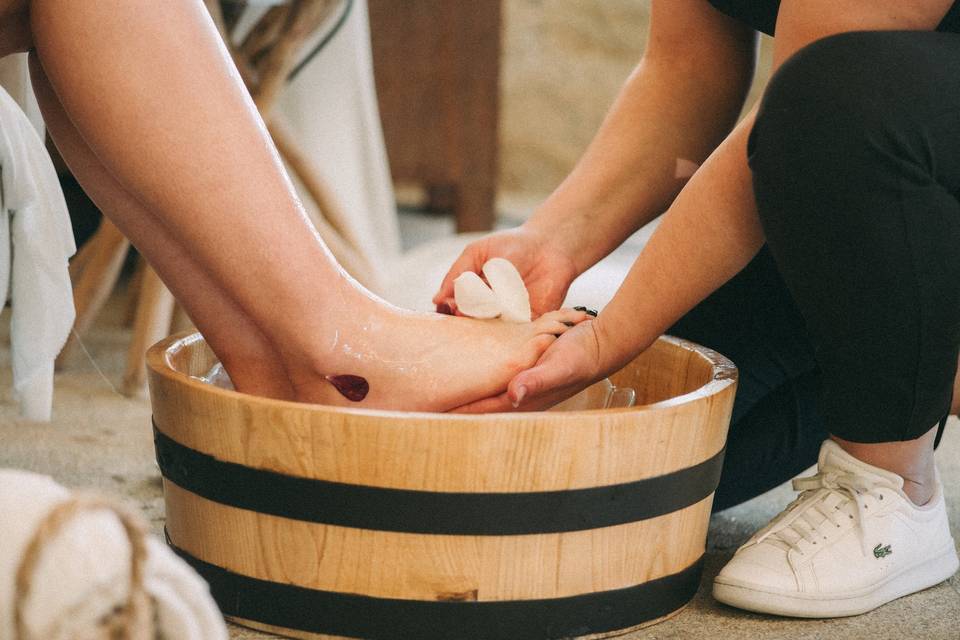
[284, 302, 591, 412]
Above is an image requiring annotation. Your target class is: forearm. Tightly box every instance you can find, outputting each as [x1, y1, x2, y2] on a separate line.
[593, 108, 763, 369]
[586, 0, 960, 368]
[526, 45, 754, 273]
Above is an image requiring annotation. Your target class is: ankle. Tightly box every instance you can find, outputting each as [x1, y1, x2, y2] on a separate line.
[830, 428, 938, 507]
[276, 292, 382, 382]
[220, 354, 296, 401]
[901, 476, 936, 506]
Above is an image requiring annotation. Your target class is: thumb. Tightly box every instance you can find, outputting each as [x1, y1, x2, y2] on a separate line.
[507, 358, 575, 408]
[432, 247, 483, 305]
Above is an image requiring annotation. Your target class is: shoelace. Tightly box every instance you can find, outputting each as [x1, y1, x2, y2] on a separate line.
[753, 470, 888, 557]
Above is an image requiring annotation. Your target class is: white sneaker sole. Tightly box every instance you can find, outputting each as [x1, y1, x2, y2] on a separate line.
[713, 544, 960, 618]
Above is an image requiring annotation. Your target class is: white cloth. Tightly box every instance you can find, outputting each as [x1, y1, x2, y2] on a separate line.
[0, 55, 43, 135]
[0, 469, 228, 640]
[0, 81, 75, 422]
[274, 0, 401, 288]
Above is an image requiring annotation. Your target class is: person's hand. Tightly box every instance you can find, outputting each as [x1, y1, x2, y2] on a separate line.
[432, 226, 579, 318]
[451, 320, 621, 413]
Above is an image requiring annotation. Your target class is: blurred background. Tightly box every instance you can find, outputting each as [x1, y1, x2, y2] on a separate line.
[382, 0, 773, 238]
[63, 0, 775, 251]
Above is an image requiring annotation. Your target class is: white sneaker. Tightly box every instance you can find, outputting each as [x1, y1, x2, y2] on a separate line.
[713, 439, 958, 617]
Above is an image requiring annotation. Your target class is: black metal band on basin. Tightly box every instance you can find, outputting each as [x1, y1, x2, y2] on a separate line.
[153, 422, 725, 535]
[167, 534, 704, 640]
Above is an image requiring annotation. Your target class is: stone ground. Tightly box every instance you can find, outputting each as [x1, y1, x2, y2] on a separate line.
[1, 291, 958, 640]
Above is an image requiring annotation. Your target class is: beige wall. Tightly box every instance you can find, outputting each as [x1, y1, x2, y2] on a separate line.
[498, 0, 773, 204]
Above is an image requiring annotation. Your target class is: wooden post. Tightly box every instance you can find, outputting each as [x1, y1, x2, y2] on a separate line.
[122, 266, 176, 397]
[57, 219, 130, 368]
[368, 0, 501, 233]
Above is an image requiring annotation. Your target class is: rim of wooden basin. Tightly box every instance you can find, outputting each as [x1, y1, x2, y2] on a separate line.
[147, 332, 737, 420]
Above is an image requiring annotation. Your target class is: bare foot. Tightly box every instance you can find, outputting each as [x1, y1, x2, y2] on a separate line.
[285, 302, 590, 412]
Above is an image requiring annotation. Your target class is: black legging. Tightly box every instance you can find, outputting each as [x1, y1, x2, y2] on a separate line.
[669, 30, 960, 511]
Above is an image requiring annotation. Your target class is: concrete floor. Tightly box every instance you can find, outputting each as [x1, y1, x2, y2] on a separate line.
[1, 292, 959, 640]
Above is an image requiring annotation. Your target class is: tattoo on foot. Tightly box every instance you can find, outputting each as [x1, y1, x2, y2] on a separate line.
[325, 375, 370, 402]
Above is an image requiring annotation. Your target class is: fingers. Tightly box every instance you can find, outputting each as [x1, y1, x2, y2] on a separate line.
[454, 324, 600, 414]
[531, 309, 591, 338]
[453, 320, 605, 414]
[450, 388, 569, 413]
[509, 323, 601, 409]
[539, 308, 591, 326]
[508, 357, 576, 408]
[449, 393, 517, 414]
[432, 245, 485, 308]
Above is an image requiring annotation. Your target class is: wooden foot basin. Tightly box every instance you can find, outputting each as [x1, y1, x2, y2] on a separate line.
[148, 333, 736, 640]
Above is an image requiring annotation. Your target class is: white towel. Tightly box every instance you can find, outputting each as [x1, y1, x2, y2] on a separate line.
[0, 469, 228, 640]
[0, 82, 76, 421]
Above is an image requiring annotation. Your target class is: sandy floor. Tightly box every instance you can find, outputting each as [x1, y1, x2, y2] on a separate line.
[1, 293, 958, 640]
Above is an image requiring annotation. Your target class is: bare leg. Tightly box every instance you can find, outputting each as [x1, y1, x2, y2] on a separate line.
[29, 0, 341, 366]
[27, 0, 586, 410]
[29, 56, 296, 400]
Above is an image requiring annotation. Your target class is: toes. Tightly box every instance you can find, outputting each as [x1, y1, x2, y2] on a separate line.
[519, 332, 556, 362]
[542, 321, 573, 336]
[531, 333, 557, 351]
[535, 308, 590, 332]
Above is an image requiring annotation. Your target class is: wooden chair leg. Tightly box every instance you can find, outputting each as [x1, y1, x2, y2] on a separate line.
[239, 4, 291, 61]
[67, 228, 100, 281]
[123, 257, 147, 328]
[122, 265, 176, 397]
[57, 219, 130, 369]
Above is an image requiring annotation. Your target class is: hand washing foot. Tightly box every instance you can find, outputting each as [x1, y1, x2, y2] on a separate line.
[285, 301, 590, 412]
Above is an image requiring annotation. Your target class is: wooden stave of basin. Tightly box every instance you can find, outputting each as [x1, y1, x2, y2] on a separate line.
[148, 332, 737, 640]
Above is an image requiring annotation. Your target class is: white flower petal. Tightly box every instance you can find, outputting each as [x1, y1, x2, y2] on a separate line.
[453, 271, 502, 318]
[482, 258, 531, 323]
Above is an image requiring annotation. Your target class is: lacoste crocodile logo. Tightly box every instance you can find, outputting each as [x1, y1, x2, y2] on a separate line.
[873, 543, 892, 559]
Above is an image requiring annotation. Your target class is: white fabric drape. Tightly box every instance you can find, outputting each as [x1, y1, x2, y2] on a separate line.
[273, 0, 401, 287]
[0, 56, 75, 422]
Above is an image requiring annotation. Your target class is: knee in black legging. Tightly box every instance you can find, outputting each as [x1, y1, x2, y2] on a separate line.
[747, 30, 939, 222]
[744, 30, 960, 441]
